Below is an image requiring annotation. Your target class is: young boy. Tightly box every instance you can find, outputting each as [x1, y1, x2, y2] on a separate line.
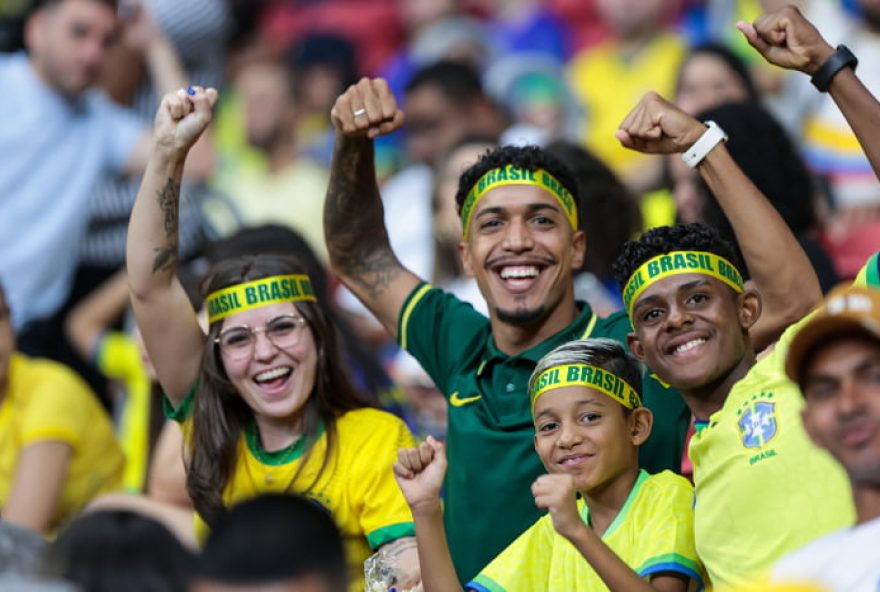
[394, 338, 704, 592]
[612, 223, 855, 588]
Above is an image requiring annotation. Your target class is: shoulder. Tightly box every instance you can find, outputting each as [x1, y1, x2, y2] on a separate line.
[12, 354, 93, 399]
[336, 408, 414, 445]
[640, 470, 694, 499]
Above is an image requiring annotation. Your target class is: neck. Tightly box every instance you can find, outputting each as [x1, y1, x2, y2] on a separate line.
[252, 412, 304, 452]
[852, 482, 880, 525]
[681, 349, 756, 421]
[581, 465, 639, 536]
[266, 135, 296, 174]
[490, 293, 580, 356]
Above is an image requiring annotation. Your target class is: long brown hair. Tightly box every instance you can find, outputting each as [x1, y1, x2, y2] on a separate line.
[187, 255, 366, 526]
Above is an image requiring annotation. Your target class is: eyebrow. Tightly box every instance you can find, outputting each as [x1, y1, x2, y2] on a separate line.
[474, 202, 562, 219]
[634, 278, 713, 309]
[534, 397, 605, 420]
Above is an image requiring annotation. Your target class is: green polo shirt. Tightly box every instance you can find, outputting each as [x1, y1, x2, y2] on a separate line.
[397, 283, 689, 582]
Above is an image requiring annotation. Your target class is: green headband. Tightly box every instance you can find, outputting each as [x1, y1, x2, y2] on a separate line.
[531, 363, 642, 411]
[622, 251, 744, 317]
[206, 274, 317, 324]
[460, 165, 578, 238]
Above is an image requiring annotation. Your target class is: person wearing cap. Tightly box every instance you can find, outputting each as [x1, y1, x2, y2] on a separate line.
[325, 77, 821, 582]
[767, 286, 880, 591]
[126, 87, 420, 591]
[612, 220, 855, 589]
[394, 338, 704, 592]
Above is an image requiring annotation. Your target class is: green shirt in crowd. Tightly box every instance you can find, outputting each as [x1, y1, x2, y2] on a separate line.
[397, 283, 690, 582]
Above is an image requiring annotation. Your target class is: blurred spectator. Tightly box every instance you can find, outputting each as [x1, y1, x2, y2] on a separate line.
[38, 509, 195, 591]
[675, 42, 759, 117]
[674, 102, 840, 293]
[567, 0, 686, 193]
[205, 58, 330, 261]
[485, 53, 581, 147]
[75, 0, 232, 297]
[0, 0, 27, 53]
[194, 494, 347, 592]
[545, 139, 642, 314]
[0, 281, 125, 534]
[389, 351, 447, 441]
[479, 0, 571, 62]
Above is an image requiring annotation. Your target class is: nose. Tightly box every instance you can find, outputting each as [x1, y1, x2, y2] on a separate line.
[556, 421, 582, 448]
[501, 218, 534, 253]
[664, 302, 693, 332]
[837, 379, 869, 416]
[251, 329, 278, 361]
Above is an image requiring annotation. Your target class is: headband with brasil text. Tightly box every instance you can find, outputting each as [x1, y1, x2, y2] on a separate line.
[460, 165, 578, 238]
[206, 274, 317, 324]
[622, 250, 744, 317]
[530, 363, 642, 411]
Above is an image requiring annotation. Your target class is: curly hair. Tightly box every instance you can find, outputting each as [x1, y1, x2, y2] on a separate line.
[611, 223, 746, 294]
[454, 144, 581, 217]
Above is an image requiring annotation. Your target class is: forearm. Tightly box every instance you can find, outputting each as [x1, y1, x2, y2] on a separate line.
[410, 503, 463, 592]
[697, 144, 820, 344]
[564, 525, 657, 592]
[325, 135, 401, 298]
[126, 151, 185, 302]
[828, 68, 880, 182]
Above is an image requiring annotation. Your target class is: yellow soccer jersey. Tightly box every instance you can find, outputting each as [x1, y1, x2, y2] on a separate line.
[568, 33, 685, 178]
[94, 332, 152, 493]
[0, 354, 125, 529]
[189, 407, 416, 591]
[469, 470, 705, 592]
[689, 319, 855, 590]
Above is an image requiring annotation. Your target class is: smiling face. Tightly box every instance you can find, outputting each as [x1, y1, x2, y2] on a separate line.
[459, 183, 585, 328]
[628, 273, 759, 392]
[532, 386, 648, 493]
[801, 336, 880, 487]
[217, 302, 317, 426]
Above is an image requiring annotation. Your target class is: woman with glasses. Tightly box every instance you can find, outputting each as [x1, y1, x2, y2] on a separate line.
[125, 87, 420, 591]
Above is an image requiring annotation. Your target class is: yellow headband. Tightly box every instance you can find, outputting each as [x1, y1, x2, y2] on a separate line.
[622, 251, 744, 317]
[206, 274, 317, 324]
[460, 165, 578, 239]
[531, 363, 641, 411]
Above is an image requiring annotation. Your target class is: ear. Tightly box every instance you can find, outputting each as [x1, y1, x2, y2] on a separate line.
[24, 11, 46, 52]
[626, 332, 646, 363]
[570, 230, 587, 270]
[459, 239, 475, 278]
[629, 407, 654, 446]
[737, 289, 762, 331]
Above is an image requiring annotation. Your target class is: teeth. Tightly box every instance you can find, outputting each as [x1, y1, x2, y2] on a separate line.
[674, 339, 706, 355]
[255, 367, 292, 382]
[500, 266, 538, 279]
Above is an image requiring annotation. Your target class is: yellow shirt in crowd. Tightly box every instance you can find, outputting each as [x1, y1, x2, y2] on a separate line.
[469, 470, 705, 592]
[689, 319, 855, 590]
[0, 353, 124, 529]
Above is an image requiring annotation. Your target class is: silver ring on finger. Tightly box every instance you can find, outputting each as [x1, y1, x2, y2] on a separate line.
[352, 108, 367, 117]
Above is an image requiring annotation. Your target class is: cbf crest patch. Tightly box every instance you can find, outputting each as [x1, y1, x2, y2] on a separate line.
[737, 400, 778, 449]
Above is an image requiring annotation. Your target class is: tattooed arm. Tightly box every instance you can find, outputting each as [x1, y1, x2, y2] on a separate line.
[325, 78, 421, 339]
[126, 87, 217, 405]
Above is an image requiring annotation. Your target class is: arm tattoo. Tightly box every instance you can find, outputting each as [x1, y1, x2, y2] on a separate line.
[325, 137, 402, 299]
[380, 536, 418, 558]
[151, 177, 180, 273]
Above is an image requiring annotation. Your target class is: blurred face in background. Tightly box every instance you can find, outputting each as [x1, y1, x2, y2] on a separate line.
[26, 0, 119, 98]
[595, 0, 669, 40]
[405, 84, 471, 165]
[434, 141, 496, 245]
[676, 53, 752, 116]
[235, 61, 294, 151]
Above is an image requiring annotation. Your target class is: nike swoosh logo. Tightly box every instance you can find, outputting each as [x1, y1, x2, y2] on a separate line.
[449, 391, 482, 407]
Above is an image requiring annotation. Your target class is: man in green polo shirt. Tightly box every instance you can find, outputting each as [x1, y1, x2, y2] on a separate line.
[323, 79, 819, 582]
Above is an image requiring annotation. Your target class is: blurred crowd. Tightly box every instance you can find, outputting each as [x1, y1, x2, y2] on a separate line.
[1, 0, 880, 591]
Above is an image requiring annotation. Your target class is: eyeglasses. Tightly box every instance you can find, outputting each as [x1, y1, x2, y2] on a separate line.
[214, 314, 308, 361]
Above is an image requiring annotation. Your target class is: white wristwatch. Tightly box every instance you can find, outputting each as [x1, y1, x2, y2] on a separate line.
[681, 120, 728, 168]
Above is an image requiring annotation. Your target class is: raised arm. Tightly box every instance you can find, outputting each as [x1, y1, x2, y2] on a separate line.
[324, 78, 420, 339]
[739, 6, 880, 182]
[617, 93, 821, 348]
[532, 474, 688, 592]
[393, 438, 462, 592]
[126, 87, 217, 404]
